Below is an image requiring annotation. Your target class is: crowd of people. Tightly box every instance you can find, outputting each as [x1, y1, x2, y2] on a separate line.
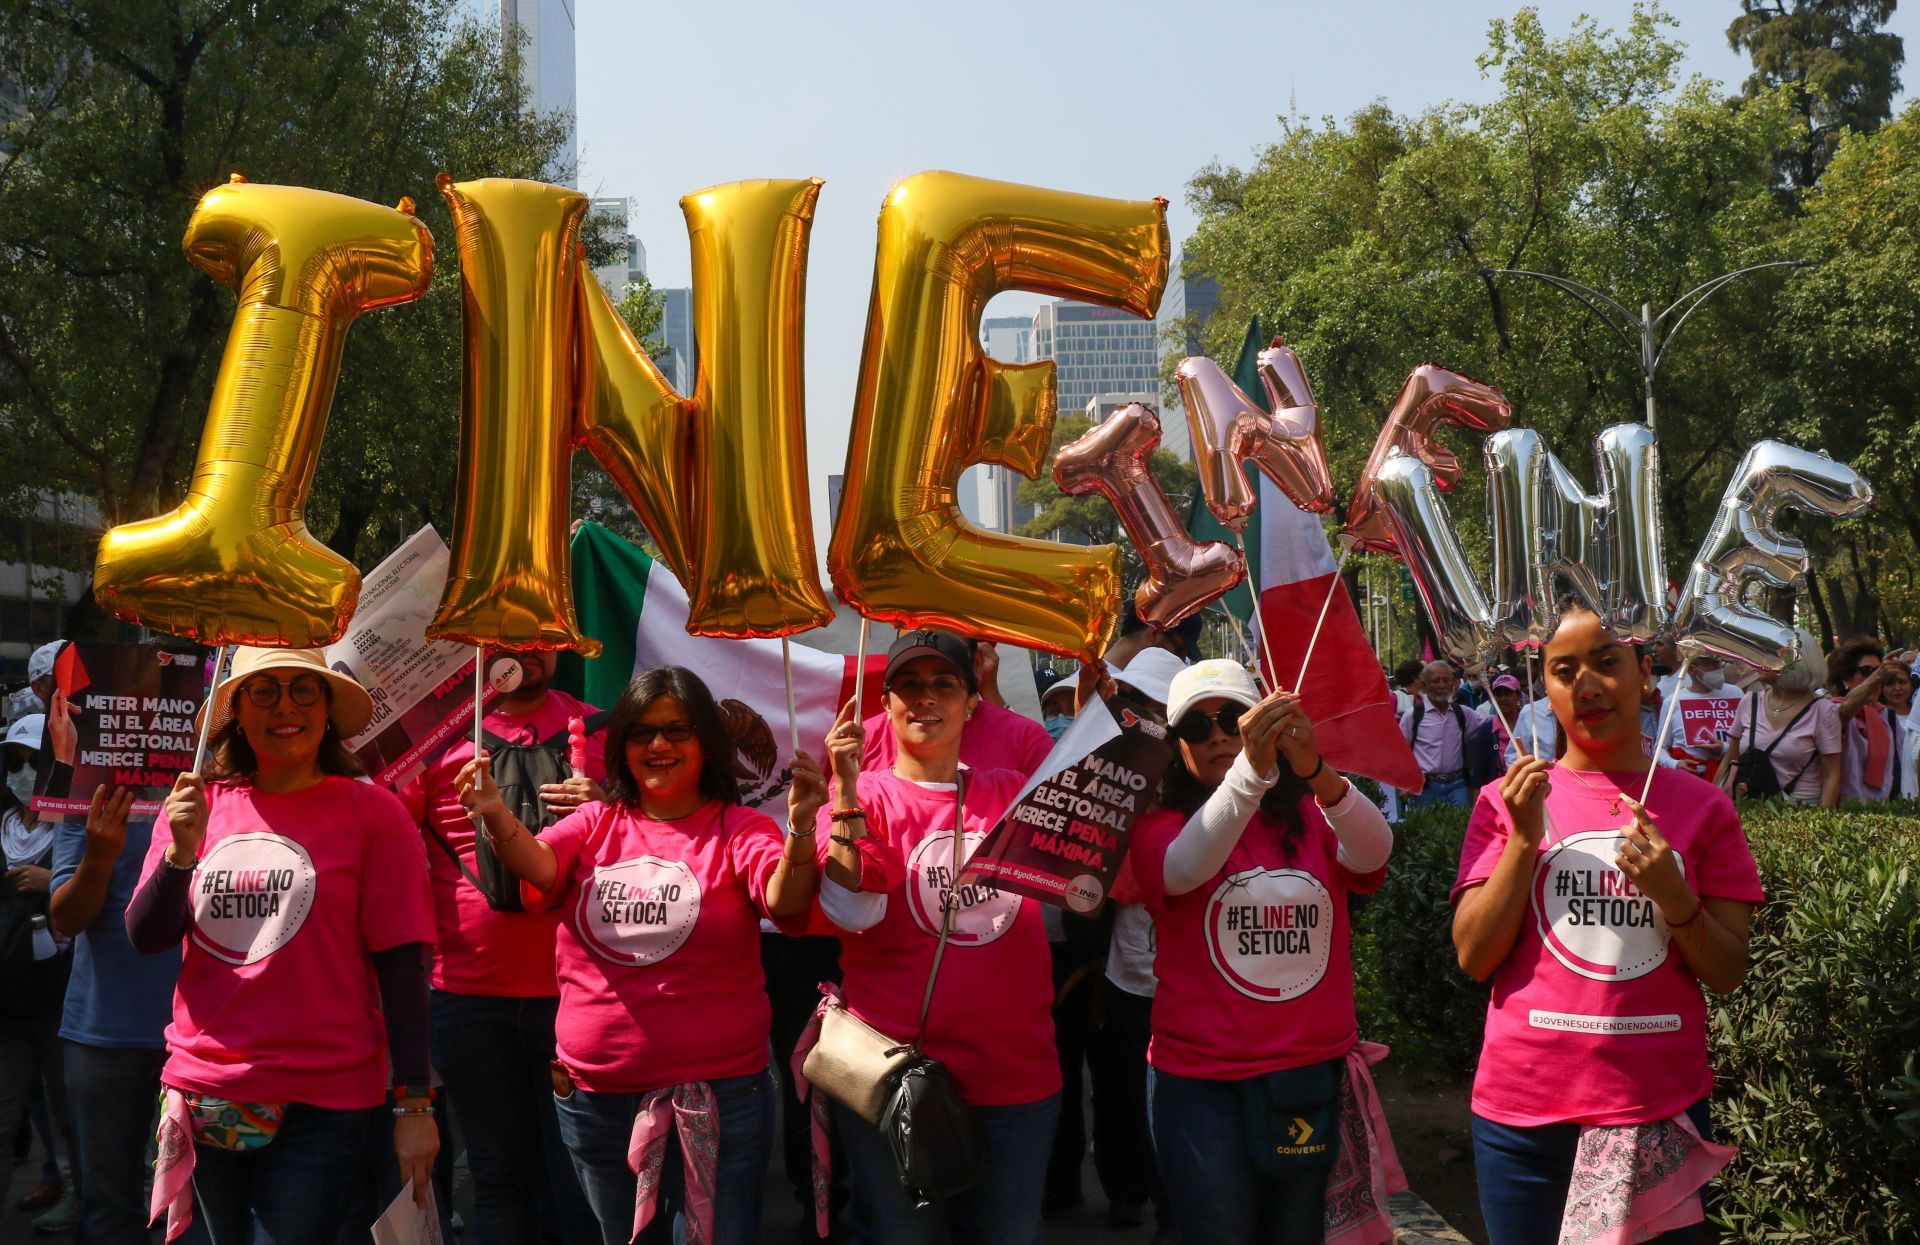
[7, 601, 1894, 1243]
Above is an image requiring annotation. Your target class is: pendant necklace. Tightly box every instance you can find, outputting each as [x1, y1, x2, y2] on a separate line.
[1557, 762, 1648, 820]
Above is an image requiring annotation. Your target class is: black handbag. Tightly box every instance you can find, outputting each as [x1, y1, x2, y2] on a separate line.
[877, 772, 984, 1206]
[1733, 695, 1816, 800]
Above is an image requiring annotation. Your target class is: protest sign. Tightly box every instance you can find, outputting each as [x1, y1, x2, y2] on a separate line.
[1677, 692, 1741, 750]
[323, 527, 520, 788]
[32, 641, 211, 816]
[960, 698, 1172, 913]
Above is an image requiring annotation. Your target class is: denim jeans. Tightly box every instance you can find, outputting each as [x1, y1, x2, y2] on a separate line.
[1151, 1066, 1335, 1244]
[181, 1103, 379, 1245]
[63, 1041, 166, 1245]
[429, 990, 595, 1245]
[1409, 774, 1470, 808]
[838, 1092, 1060, 1245]
[552, 1069, 775, 1245]
[1472, 1099, 1715, 1245]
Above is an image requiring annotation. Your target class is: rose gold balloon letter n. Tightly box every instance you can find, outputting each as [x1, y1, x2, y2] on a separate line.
[92, 177, 433, 646]
[829, 172, 1169, 660]
[432, 176, 833, 652]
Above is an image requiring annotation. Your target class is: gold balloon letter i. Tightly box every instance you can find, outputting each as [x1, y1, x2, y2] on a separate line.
[829, 172, 1169, 660]
[431, 176, 832, 652]
[92, 177, 434, 646]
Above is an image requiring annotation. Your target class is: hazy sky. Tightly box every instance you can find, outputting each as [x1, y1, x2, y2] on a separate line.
[575, 1, 1914, 558]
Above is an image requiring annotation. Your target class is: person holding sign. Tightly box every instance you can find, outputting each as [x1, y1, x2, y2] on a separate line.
[814, 629, 1059, 1245]
[1452, 604, 1763, 1244]
[125, 648, 437, 1244]
[1129, 660, 1398, 1244]
[457, 666, 827, 1245]
[1659, 656, 1741, 782]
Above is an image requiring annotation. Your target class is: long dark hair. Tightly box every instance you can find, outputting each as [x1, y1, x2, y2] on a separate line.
[202, 682, 365, 782]
[1159, 744, 1311, 861]
[601, 666, 741, 809]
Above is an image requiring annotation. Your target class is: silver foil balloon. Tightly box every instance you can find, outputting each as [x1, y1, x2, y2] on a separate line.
[1671, 441, 1873, 670]
[1374, 449, 1496, 666]
[1593, 423, 1665, 645]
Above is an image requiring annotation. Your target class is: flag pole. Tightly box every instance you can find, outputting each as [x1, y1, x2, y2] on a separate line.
[781, 637, 800, 758]
[1294, 545, 1352, 691]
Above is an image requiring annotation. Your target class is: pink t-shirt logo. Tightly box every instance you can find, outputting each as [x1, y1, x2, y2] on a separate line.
[190, 833, 318, 966]
[575, 856, 702, 967]
[1531, 830, 1687, 983]
[1203, 868, 1333, 1002]
[907, 831, 1020, 945]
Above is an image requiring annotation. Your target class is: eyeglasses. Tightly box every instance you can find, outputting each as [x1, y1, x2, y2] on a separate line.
[3, 753, 30, 774]
[240, 676, 326, 709]
[1172, 704, 1245, 745]
[629, 723, 696, 746]
[888, 675, 969, 699]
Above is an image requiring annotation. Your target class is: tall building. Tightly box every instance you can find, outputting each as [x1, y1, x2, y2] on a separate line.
[461, 0, 576, 185]
[1031, 298, 1160, 426]
[980, 315, 1032, 364]
[658, 287, 695, 393]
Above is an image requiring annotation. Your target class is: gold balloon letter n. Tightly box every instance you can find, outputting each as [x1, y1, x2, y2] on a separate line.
[829, 172, 1168, 660]
[429, 176, 832, 652]
[92, 177, 434, 646]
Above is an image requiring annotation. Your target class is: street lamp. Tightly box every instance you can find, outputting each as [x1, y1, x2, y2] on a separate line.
[1476, 261, 1810, 431]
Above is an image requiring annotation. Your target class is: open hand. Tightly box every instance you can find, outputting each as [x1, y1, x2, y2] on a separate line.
[538, 774, 603, 815]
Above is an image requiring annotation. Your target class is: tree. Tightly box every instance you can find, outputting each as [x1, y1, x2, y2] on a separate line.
[0, 0, 572, 623]
[1183, 3, 1798, 592]
[1728, 0, 1905, 199]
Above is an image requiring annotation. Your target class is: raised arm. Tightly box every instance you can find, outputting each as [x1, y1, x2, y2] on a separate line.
[455, 752, 558, 893]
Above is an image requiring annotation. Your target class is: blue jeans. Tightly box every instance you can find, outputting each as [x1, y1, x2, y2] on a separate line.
[181, 1103, 378, 1245]
[63, 1041, 166, 1245]
[1471, 1099, 1715, 1245]
[1151, 1067, 1333, 1244]
[1410, 775, 1469, 808]
[552, 1069, 775, 1245]
[430, 990, 595, 1245]
[838, 1092, 1060, 1245]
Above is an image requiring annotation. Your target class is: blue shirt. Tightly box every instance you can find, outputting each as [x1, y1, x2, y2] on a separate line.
[52, 818, 180, 1049]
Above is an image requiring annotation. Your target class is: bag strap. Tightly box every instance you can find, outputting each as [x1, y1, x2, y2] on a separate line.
[423, 817, 490, 892]
[1755, 696, 1817, 760]
[907, 770, 966, 1052]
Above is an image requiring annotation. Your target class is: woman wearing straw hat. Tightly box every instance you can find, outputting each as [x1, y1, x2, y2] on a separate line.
[1132, 659, 1401, 1244]
[126, 648, 436, 1245]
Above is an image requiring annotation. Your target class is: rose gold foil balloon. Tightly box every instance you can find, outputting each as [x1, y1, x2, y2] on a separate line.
[1052, 404, 1245, 628]
[829, 172, 1167, 660]
[92, 177, 433, 646]
[430, 175, 832, 654]
[1177, 341, 1333, 532]
[1342, 364, 1511, 553]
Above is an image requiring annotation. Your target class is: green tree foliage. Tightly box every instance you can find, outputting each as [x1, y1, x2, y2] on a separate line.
[1728, 0, 1906, 198]
[0, 0, 572, 593]
[1183, 5, 1812, 613]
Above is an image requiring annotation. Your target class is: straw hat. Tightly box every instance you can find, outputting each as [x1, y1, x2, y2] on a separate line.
[203, 647, 374, 739]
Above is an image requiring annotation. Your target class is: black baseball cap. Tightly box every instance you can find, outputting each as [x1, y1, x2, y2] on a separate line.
[884, 629, 977, 692]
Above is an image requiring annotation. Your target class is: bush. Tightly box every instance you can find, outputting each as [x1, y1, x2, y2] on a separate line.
[1352, 801, 1920, 1240]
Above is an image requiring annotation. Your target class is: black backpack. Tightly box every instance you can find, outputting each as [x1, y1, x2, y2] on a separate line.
[427, 711, 608, 913]
[1732, 695, 1816, 800]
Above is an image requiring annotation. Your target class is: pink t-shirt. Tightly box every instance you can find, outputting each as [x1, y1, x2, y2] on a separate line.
[1451, 764, 1765, 1127]
[525, 800, 791, 1094]
[398, 691, 606, 996]
[1731, 691, 1841, 802]
[1132, 800, 1386, 1080]
[138, 777, 435, 1109]
[816, 768, 1059, 1107]
[861, 701, 1053, 779]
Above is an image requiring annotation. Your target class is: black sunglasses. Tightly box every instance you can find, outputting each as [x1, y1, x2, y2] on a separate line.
[1173, 704, 1245, 745]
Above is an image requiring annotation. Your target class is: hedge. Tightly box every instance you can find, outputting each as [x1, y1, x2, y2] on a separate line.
[1351, 801, 1920, 1242]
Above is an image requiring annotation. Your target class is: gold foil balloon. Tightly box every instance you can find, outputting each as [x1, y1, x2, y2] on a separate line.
[1342, 364, 1511, 554]
[829, 172, 1168, 660]
[431, 176, 832, 653]
[1177, 340, 1334, 532]
[1052, 404, 1245, 628]
[93, 176, 433, 645]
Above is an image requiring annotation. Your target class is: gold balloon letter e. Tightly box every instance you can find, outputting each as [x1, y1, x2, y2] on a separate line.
[829, 172, 1168, 660]
[91, 177, 434, 646]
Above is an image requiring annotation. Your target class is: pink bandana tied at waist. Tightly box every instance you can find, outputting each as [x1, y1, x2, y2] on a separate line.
[628, 1080, 720, 1245]
[1559, 1111, 1734, 1245]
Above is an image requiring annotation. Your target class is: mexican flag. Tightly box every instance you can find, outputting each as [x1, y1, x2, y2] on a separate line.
[1188, 322, 1421, 792]
[555, 522, 885, 815]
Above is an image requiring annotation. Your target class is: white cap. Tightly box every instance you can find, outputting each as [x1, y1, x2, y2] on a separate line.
[27, 641, 62, 683]
[1110, 647, 1187, 707]
[1165, 659, 1262, 727]
[4, 713, 45, 752]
